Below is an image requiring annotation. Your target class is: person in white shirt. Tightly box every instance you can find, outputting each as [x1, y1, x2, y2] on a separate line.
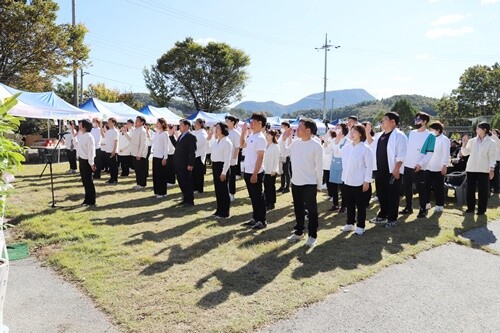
[101, 117, 119, 184]
[328, 123, 350, 212]
[346, 115, 359, 140]
[64, 121, 77, 174]
[282, 118, 323, 247]
[278, 121, 292, 193]
[151, 118, 170, 198]
[263, 129, 280, 210]
[490, 128, 500, 194]
[210, 122, 233, 218]
[240, 112, 268, 230]
[76, 119, 97, 206]
[371, 112, 407, 228]
[118, 125, 132, 177]
[192, 118, 208, 194]
[90, 118, 103, 179]
[339, 124, 374, 235]
[124, 116, 148, 189]
[321, 130, 336, 199]
[401, 112, 435, 218]
[461, 122, 497, 215]
[166, 124, 177, 186]
[225, 116, 241, 201]
[425, 121, 450, 213]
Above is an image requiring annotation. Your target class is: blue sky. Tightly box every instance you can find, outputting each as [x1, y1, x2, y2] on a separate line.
[55, 0, 499, 106]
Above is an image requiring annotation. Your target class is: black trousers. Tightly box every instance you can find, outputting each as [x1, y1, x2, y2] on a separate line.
[323, 170, 335, 198]
[66, 149, 77, 170]
[403, 167, 428, 210]
[100, 149, 108, 171]
[176, 165, 194, 204]
[193, 156, 206, 193]
[331, 182, 345, 208]
[291, 184, 318, 238]
[79, 158, 95, 205]
[134, 157, 148, 187]
[467, 172, 490, 213]
[166, 154, 176, 184]
[427, 171, 445, 206]
[152, 157, 167, 195]
[280, 157, 291, 189]
[344, 184, 366, 228]
[244, 172, 266, 223]
[93, 148, 102, 178]
[375, 171, 402, 222]
[229, 165, 238, 195]
[264, 174, 277, 206]
[235, 150, 243, 176]
[212, 162, 230, 217]
[106, 152, 118, 182]
[118, 155, 131, 176]
[491, 161, 500, 193]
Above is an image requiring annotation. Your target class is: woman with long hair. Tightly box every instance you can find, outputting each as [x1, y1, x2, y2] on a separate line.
[151, 118, 170, 198]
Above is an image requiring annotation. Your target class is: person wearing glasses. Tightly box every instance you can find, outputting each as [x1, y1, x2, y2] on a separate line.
[400, 112, 435, 218]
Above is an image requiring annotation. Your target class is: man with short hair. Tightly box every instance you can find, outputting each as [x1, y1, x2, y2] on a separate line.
[278, 121, 292, 193]
[102, 117, 119, 184]
[346, 115, 359, 140]
[90, 118, 103, 179]
[240, 113, 268, 229]
[371, 112, 407, 228]
[173, 119, 197, 206]
[225, 115, 241, 201]
[124, 116, 148, 189]
[192, 118, 208, 193]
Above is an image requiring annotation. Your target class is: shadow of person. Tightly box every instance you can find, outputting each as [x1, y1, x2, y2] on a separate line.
[195, 243, 302, 309]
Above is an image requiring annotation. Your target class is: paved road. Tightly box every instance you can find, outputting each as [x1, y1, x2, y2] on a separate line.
[4, 258, 122, 333]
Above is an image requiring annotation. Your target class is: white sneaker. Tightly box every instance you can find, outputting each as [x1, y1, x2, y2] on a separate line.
[435, 206, 444, 212]
[426, 203, 432, 210]
[133, 185, 145, 190]
[167, 183, 175, 187]
[305, 237, 317, 247]
[229, 194, 235, 202]
[155, 195, 166, 199]
[321, 184, 327, 190]
[287, 233, 304, 243]
[370, 196, 379, 203]
[235, 175, 241, 180]
[342, 224, 355, 232]
[355, 227, 365, 235]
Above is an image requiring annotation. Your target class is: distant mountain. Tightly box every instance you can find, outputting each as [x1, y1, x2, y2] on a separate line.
[235, 89, 376, 116]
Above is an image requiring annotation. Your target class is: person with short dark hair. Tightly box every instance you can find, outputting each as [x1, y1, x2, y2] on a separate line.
[339, 124, 374, 235]
[166, 124, 177, 186]
[278, 121, 292, 193]
[426, 121, 450, 213]
[118, 125, 131, 176]
[151, 118, 170, 198]
[193, 118, 208, 193]
[401, 111, 435, 218]
[76, 119, 97, 206]
[64, 120, 77, 174]
[225, 115, 241, 201]
[210, 122, 233, 218]
[461, 122, 497, 215]
[90, 118, 103, 179]
[263, 129, 280, 210]
[371, 112, 407, 228]
[102, 117, 119, 184]
[328, 122, 350, 213]
[240, 112, 268, 229]
[124, 116, 148, 189]
[490, 128, 500, 194]
[282, 118, 323, 247]
[173, 119, 197, 207]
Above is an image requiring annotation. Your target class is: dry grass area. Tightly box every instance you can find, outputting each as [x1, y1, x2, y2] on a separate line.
[6, 163, 500, 333]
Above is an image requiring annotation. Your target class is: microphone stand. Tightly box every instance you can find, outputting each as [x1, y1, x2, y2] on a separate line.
[40, 133, 65, 208]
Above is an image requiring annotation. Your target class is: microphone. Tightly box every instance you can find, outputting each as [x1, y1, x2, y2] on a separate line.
[58, 131, 70, 136]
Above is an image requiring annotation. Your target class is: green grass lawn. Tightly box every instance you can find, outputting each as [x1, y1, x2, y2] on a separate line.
[6, 163, 500, 332]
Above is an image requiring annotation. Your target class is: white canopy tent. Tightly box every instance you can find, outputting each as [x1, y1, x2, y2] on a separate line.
[79, 98, 156, 124]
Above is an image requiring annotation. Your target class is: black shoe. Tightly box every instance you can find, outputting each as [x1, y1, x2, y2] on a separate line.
[476, 211, 485, 216]
[242, 219, 257, 227]
[266, 204, 275, 210]
[276, 187, 284, 192]
[251, 221, 267, 230]
[399, 208, 413, 214]
[281, 188, 290, 194]
[338, 207, 346, 214]
[183, 203, 194, 207]
[417, 209, 427, 218]
[465, 209, 474, 213]
[330, 205, 339, 211]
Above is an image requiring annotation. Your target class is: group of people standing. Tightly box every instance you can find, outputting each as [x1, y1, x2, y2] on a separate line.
[64, 110, 500, 247]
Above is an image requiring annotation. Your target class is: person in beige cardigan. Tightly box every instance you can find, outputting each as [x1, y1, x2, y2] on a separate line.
[461, 122, 497, 215]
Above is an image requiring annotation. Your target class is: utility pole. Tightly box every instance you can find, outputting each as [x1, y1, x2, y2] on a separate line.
[72, 0, 78, 106]
[80, 69, 85, 105]
[315, 34, 340, 120]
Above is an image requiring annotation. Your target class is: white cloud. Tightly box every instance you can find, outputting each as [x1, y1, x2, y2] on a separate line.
[415, 54, 436, 61]
[425, 26, 474, 39]
[194, 38, 217, 45]
[431, 14, 467, 26]
[481, 0, 500, 4]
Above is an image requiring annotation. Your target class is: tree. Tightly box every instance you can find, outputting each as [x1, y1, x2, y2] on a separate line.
[144, 37, 250, 112]
[390, 98, 417, 129]
[453, 63, 500, 118]
[86, 83, 120, 102]
[434, 95, 469, 126]
[0, 0, 90, 91]
[491, 113, 500, 130]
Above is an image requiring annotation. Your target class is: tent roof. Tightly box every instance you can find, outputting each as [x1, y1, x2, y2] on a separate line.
[1, 83, 92, 120]
[80, 98, 155, 123]
[186, 111, 230, 126]
[138, 105, 182, 124]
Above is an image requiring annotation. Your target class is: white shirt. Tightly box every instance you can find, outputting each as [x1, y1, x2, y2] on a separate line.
[263, 143, 280, 175]
[63, 132, 74, 150]
[404, 129, 433, 169]
[228, 129, 241, 166]
[340, 141, 374, 186]
[102, 128, 119, 153]
[127, 127, 148, 158]
[427, 134, 451, 172]
[118, 132, 131, 156]
[194, 129, 208, 163]
[372, 128, 408, 174]
[76, 132, 95, 166]
[322, 140, 333, 170]
[211, 136, 233, 175]
[461, 135, 497, 173]
[289, 138, 323, 189]
[151, 131, 170, 159]
[90, 127, 102, 149]
[167, 134, 175, 155]
[243, 132, 267, 174]
[278, 133, 291, 158]
[491, 134, 500, 161]
[330, 137, 350, 158]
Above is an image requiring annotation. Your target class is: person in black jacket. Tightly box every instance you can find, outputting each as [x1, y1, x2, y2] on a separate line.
[172, 119, 197, 206]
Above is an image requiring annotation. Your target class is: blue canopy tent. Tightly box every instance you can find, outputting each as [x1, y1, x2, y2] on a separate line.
[138, 105, 182, 124]
[187, 111, 231, 126]
[80, 98, 155, 123]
